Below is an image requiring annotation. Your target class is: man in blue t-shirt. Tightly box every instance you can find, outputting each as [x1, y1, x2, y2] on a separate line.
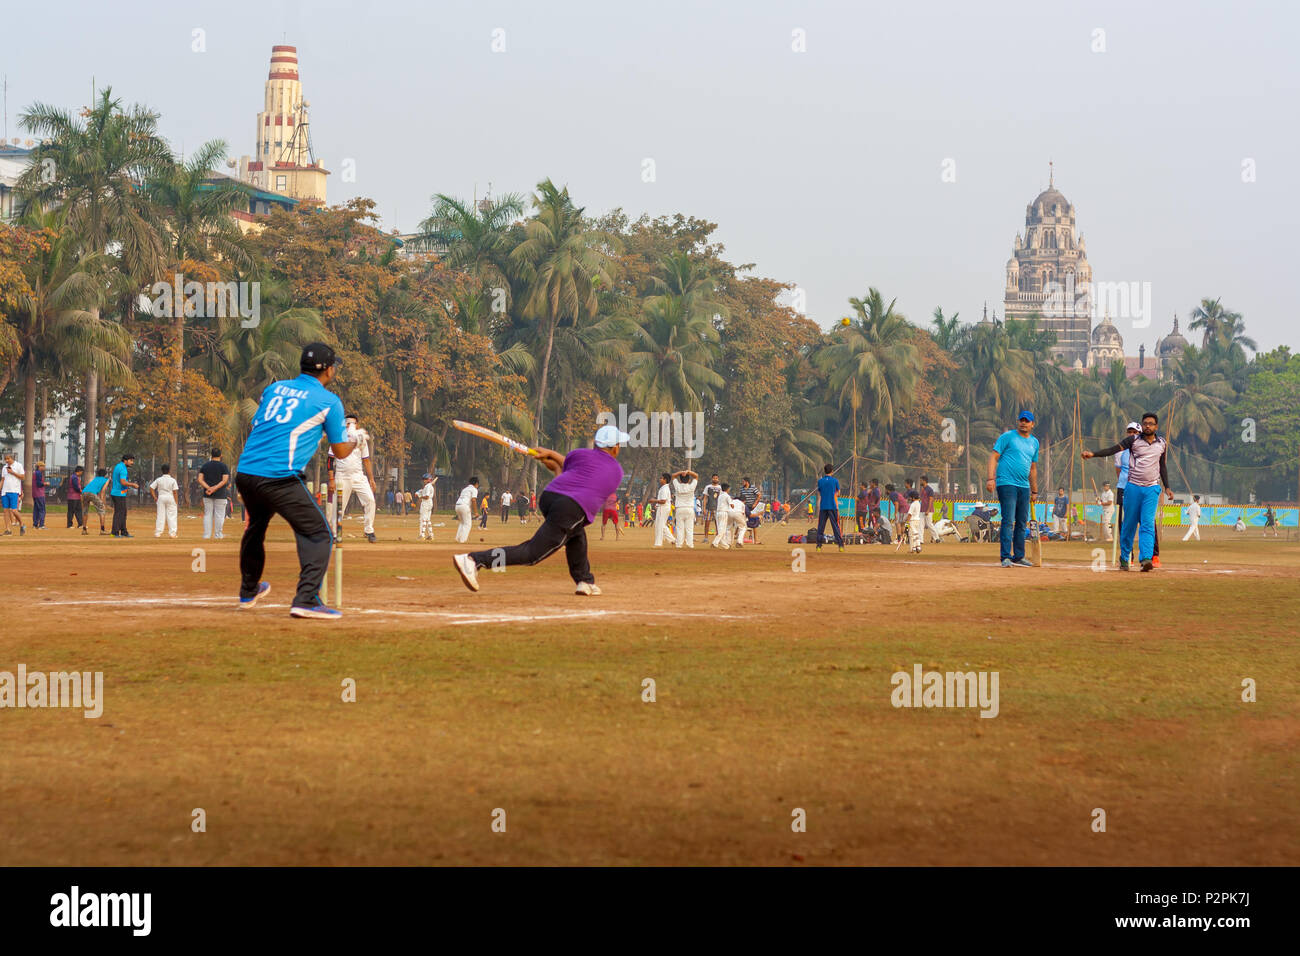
[815, 463, 844, 551]
[986, 411, 1040, 567]
[235, 343, 357, 620]
[109, 454, 139, 537]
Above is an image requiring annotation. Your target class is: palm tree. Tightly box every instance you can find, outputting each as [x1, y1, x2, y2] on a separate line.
[147, 138, 258, 479]
[1188, 297, 1241, 350]
[929, 306, 966, 352]
[625, 288, 725, 414]
[419, 191, 526, 287]
[1162, 345, 1234, 453]
[9, 208, 133, 484]
[18, 87, 173, 474]
[814, 289, 922, 464]
[509, 179, 618, 442]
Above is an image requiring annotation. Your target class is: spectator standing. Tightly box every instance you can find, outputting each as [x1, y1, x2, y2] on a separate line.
[1, 452, 25, 536]
[31, 461, 47, 530]
[110, 453, 139, 537]
[198, 448, 231, 539]
[67, 465, 86, 532]
[815, 464, 844, 551]
[987, 411, 1040, 568]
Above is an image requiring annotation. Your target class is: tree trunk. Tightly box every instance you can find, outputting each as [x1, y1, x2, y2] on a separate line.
[85, 368, 98, 475]
[531, 315, 558, 490]
[39, 384, 49, 466]
[23, 367, 36, 498]
[396, 373, 407, 505]
[98, 391, 108, 468]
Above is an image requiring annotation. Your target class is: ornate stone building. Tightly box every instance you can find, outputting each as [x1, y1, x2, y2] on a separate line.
[1154, 315, 1190, 375]
[1088, 312, 1124, 370]
[1003, 167, 1092, 367]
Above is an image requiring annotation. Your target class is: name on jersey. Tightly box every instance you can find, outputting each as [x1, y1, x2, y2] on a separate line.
[271, 385, 311, 400]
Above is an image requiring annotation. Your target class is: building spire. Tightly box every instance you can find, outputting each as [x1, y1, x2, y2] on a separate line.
[1048, 159, 1054, 188]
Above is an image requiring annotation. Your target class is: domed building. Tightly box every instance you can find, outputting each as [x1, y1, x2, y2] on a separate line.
[1003, 165, 1092, 366]
[1154, 315, 1189, 375]
[1088, 311, 1125, 370]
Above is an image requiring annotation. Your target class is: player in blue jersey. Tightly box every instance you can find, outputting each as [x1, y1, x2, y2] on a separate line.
[235, 343, 358, 620]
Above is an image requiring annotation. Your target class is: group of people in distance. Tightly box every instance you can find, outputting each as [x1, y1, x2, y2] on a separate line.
[647, 470, 766, 550]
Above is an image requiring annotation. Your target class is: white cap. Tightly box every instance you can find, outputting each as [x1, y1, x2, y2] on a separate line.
[1126, 421, 1140, 430]
[975, 501, 985, 507]
[594, 424, 631, 448]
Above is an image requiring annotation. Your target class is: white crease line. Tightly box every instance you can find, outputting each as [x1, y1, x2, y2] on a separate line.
[33, 597, 752, 625]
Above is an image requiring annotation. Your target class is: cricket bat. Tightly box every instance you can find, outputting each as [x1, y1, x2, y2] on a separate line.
[1030, 524, 1042, 566]
[452, 419, 539, 457]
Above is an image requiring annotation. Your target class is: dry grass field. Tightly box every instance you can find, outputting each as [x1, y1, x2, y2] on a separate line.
[1, 509, 1296, 866]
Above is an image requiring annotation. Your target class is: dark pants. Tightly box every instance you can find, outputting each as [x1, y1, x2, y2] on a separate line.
[32, 497, 46, 528]
[501, 506, 510, 524]
[237, 473, 332, 607]
[67, 499, 84, 528]
[479, 510, 488, 528]
[816, 508, 844, 546]
[110, 495, 128, 535]
[469, 490, 594, 584]
[996, 484, 1030, 561]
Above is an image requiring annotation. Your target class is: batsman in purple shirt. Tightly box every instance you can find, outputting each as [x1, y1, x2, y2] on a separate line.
[453, 424, 629, 596]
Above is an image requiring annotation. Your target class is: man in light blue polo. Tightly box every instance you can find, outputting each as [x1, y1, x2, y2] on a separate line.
[235, 343, 357, 619]
[986, 411, 1039, 568]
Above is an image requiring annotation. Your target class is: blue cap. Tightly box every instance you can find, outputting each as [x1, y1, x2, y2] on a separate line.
[1018, 410, 1035, 422]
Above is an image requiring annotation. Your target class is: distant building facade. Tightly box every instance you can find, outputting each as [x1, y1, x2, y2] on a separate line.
[236, 45, 329, 204]
[1003, 169, 1092, 367]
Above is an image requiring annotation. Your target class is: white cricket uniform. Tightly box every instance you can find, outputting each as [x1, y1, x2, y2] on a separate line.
[331, 427, 375, 534]
[653, 483, 675, 547]
[418, 480, 437, 539]
[150, 474, 179, 536]
[1100, 489, 1115, 540]
[727, 499, 746, 547]
[671, 477, 698, 548]
[712, 490, 733, 548]
[1183, 501, 1201, 541]
[455, 483, 478, 543]
[907, 499, 923, 552]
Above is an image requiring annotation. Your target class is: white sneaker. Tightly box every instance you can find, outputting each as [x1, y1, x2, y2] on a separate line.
[575, 582, 602, 596]
[452, 553, 480, 592]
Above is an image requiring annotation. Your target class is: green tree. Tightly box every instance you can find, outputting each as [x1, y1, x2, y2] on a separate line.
[18, 88, 173, 474]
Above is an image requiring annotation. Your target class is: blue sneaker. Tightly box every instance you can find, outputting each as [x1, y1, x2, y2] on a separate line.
[1000, 558, 1012, 568]
[239, 582, 271, 609]
[290, 604, 342, 620]
[1012, 558, 1035, 568]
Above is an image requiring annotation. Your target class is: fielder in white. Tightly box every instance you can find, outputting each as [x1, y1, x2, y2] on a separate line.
[455, 477, 479, 543]
[726, 496, 747, 548]
[652, 473, 675, 547]
[670, 468, 698, 549]
[711, 482, 733, 549]
[1098, 481, 1115, 542]
[329, 413, 378, 542]
[418, 473, 438, 540]
[1182, 494, 1202, 541]
[149, 465, 179, 537]
[907, 491, 923, 553]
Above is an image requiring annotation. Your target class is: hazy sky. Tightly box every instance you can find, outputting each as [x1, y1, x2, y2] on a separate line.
[5, 0, 1297, 352]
